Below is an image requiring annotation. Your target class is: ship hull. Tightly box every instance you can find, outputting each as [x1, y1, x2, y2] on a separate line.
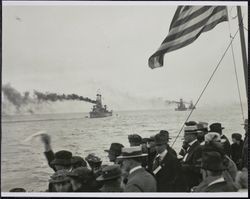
[175, 108, 187, 111]
[89, 111, 112, 118]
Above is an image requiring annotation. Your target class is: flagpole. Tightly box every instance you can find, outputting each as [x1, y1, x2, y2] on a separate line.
[236, 6, 248, 99]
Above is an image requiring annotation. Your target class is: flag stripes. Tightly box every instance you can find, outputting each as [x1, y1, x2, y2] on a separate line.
[148, 6, 228, 69]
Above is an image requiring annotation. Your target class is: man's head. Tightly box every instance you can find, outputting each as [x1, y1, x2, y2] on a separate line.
[128, 134, 142, 146]
[201, 151, 225, 179]
[104, 143, 124, 162]
[117, 146, 147, 174]
[231, 133, 242, 144]
[183, 126, 198, 143]
[154, 133, 168, 154]
[49, 169, 72, 192]
[50, 150, 72, 171]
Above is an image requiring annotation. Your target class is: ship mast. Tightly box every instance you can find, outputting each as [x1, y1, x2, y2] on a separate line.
[236, 6, 248, 100]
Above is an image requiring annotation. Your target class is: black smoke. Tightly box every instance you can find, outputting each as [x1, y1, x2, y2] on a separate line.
[34, 91, 97, 104]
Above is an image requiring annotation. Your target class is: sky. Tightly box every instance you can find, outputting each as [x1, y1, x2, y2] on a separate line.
[2, 1, 248, 111]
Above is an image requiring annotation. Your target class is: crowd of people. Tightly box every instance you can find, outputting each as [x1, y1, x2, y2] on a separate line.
[9, 119, 248, 193]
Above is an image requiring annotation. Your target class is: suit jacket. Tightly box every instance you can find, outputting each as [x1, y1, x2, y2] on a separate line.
[192, 176, 238, 192]
[181, 140, 202, 191]
[221, 134, 231, 157]
[125, 167, 157, 192]
[231, 141, 244, 169]
[153, 151, 187, 192]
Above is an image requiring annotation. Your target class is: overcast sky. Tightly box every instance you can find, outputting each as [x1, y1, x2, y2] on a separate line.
[2, 2, 248, 109]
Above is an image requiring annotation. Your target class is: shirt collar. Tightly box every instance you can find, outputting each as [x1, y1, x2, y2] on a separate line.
[159, 149, 168, 160]
[129, 165, 142, 175]
[188, 139, 197, 146]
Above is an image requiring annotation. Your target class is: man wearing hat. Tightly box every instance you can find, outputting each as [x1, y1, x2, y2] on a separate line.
[48, 169, 73, 192]
[196, 121, 209, 144]
[209, 123, 231, 157]
[146, 135, 157, 172]
[67, 167, 98, 192]
[96, 164, 123, 192]
[241, 119, 248, 169]
[104, 143, 124, 163]
[231, 133, 244, 170]
[117, 146, 157, 192]
[192, 151, 238, 192]
[152, 132, 186, 192]
[159, 130, 177, 157]
[128, 134, 142, 147]
[180, 125, 202, 191]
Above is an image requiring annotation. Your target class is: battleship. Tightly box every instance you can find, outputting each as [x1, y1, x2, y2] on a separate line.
[173, 99, 195, 111]
[89, 94, 112, 118]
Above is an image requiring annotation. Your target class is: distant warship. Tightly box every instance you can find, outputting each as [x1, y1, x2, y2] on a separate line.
[89, 94, 112, 118]
[173, 99, 196, 111]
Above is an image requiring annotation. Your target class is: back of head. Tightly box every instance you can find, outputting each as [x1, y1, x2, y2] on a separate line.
[128, 134, 142, 146]
[68, 167, 93, 183]
[231, 133, 242, 141]
[9, 188, 26, 192]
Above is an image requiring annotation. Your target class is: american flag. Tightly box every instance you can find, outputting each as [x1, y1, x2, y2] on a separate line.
[148, 6, 228, 69]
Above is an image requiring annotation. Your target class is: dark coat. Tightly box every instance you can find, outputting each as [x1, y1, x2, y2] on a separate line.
[231, 140, 243, 170]
[125, 168, 157, 192]
[192, 176, 238, 192]
[181, 140, 202, 191]
[44, 150, 56, 171]
[100, 182, 123, 192]
[241, 134, 248, 168]
[221, 134, 231, 157]
[153, 151, 187, 192]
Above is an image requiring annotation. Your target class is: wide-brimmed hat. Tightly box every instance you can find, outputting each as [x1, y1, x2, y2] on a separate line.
[201, 151, 226, 171]
[49, 169, 71, 183]
[104, 143, 124, 156]
[67, 167, 93, 182]
[117, 146, 148, 159]
[205, 132, 221, 143]
[159, 130, 172, 140]
[231, 133, 242, 141]
[184, 126, 198, 135]
[50, 150, 72, 166]
[128, 134, 142, 145]
[71, 156, 87, 167]
[96, 164, 121, 181]
[209, 123, 224, 134]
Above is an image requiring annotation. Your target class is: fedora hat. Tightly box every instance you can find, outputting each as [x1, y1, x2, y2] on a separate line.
[209, 123, 224, 134]
[197, 121, 209, 132]
[71, 156, 87, 167]
[104, 143, 124, 156]
[50, 150, 72, 166]
[154, 132, 170, 146]
[231, 133, 242, 141]
[201, 151, 226, 171]
[159, 130, 172, 140]
[117, 146, 148, 159]
[49, 169, 71, 183]
[96, 164, 121, 181]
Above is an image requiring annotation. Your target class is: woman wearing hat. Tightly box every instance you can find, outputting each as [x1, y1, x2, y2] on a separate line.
[96, 164, 123, 192]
